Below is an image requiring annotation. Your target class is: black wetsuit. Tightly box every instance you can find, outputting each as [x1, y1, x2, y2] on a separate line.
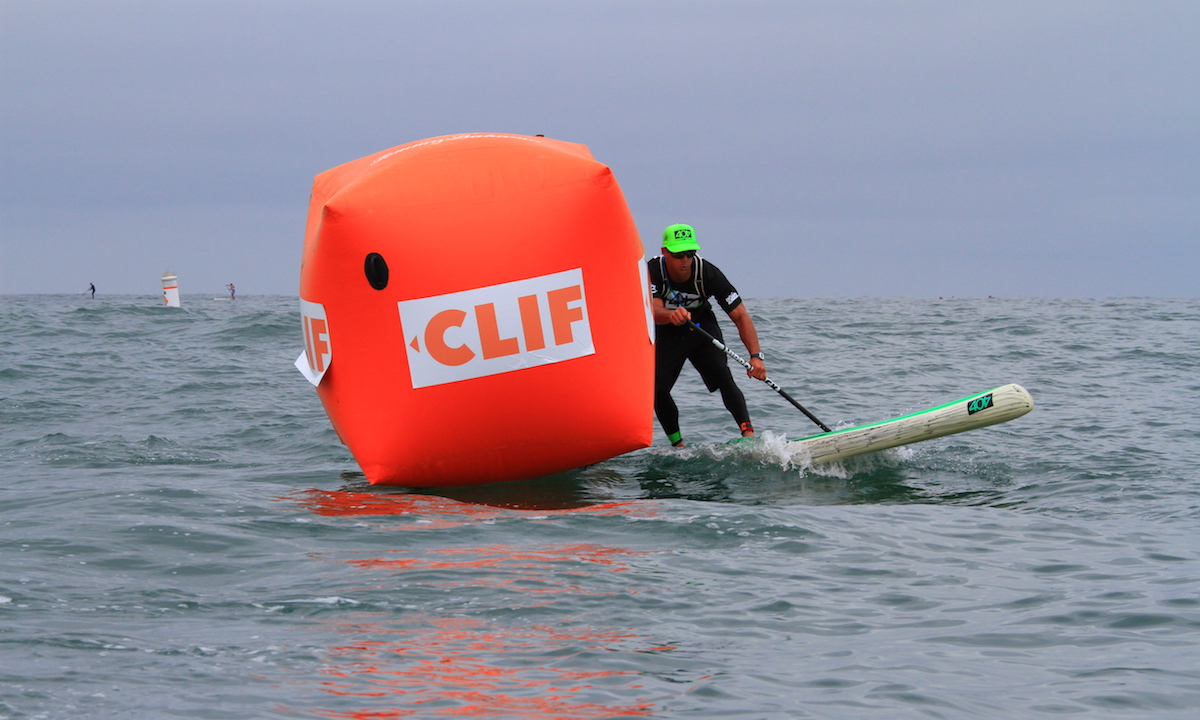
[647, 256, 752, 442]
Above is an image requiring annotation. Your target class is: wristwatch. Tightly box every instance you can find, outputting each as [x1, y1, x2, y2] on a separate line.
[750, 352, 765, 361]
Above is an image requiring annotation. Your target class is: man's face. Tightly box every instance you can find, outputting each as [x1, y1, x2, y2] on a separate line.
[662, 247, 695, 280]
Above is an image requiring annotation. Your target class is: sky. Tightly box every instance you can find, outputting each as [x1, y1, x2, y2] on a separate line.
[2, 1, 1197, 298]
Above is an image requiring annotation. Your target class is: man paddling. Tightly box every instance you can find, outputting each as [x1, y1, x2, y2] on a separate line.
[648, 223, 767, 447]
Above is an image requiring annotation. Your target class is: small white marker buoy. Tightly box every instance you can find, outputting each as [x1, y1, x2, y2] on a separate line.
[161, 271, 181, 307]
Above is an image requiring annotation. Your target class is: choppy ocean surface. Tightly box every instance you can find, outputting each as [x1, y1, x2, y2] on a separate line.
[2, 294, 1198, 719]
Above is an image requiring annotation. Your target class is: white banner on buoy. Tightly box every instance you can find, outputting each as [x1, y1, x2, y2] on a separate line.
[397, 268, 593, 389]
[639, 258, 655, 344]
[296, 299, 332, 386]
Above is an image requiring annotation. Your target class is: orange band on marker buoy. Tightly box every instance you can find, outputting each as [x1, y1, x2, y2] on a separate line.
[297, 133, 655, 487]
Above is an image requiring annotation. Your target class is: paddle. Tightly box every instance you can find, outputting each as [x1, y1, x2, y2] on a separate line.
[688, 322, 832, 433]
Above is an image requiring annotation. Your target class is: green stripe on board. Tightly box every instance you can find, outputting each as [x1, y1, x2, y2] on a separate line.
[793, 386, 1006, 442]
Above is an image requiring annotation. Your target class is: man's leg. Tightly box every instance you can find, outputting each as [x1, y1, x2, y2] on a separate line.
[718, 380, 754, 437]
[654, 335, 691, 446]
[691, 340, 754, 437]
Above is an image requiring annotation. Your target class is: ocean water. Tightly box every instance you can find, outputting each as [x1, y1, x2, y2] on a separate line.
[1, 294, 1198, 719]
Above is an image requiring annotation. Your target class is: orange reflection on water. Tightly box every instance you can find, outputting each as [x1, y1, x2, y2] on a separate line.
[344, 543, 644, 603]
[294, 490, 506, 520]
[348, 544, 639, 572]
[283, 490, 661, 717]
[294, 489, 652, 525]
[311, 616, 656, 718]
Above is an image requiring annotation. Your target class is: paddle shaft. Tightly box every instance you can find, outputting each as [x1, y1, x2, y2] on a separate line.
[688, 322, 832, 433]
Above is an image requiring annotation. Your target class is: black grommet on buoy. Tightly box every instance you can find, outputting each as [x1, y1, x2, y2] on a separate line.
[364, 253, 389, 290]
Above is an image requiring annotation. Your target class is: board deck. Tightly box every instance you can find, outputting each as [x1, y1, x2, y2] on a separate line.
[789, 383, 1034, 464]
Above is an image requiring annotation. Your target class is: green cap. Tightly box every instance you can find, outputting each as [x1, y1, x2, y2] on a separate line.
[662, 224, 700, 253]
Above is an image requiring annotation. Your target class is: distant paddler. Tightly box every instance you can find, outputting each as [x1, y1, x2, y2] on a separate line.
[648, 223, 766, 447]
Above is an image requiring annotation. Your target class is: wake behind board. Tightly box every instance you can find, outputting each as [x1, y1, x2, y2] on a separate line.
[790, 383, 1034, 464]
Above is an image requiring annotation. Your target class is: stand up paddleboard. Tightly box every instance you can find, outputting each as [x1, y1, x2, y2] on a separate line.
[788, 383, 1034, 464]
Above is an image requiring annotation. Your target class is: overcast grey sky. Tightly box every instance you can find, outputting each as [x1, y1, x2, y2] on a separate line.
[2, 1, 1196, 297]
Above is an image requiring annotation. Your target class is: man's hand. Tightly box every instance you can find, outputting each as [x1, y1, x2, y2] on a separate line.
[667, 307, 692, 326]
[747, 356, 767, 381]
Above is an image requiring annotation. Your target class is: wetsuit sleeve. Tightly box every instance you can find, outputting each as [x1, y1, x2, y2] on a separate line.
[704, 261, 744, 313]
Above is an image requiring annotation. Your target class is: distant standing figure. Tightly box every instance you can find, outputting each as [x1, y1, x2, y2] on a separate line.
[226, 283, 236, 300]
[88, 283, 95, 298]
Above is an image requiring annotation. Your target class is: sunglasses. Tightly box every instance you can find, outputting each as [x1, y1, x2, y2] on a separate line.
[669, 250, 697, 259]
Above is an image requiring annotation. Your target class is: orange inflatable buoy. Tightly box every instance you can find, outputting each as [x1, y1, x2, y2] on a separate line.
[296, 134, 655, 487]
